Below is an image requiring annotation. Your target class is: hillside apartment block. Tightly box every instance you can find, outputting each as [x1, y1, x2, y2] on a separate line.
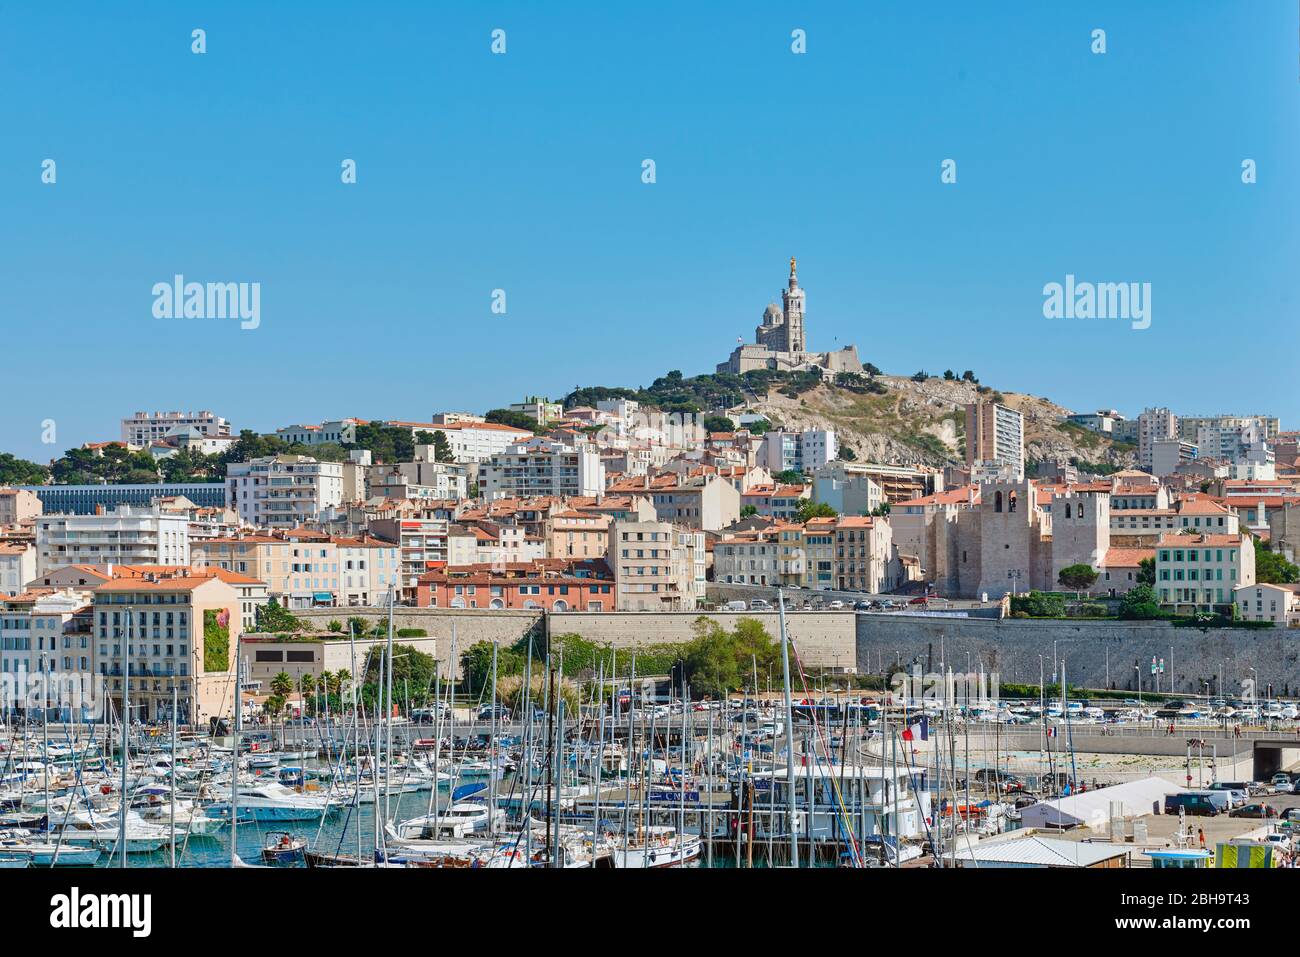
[35, 505, 191, 576]
[481, 439, 605, 500]
[226, 454, 344, 528]
[965, 401, 1025, 482]
[122, 410, 231, 446]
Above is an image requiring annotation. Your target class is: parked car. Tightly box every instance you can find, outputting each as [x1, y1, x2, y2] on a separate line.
[1229, 803, 1278, 819]
[1164, 793, 1220, 817]
[852, 600, 873, 611]
[748, 599, 771, 611]
[826, 600, 844, 610]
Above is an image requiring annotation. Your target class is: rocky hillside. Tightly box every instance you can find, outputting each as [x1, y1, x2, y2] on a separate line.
[740, 374, 1137, 474]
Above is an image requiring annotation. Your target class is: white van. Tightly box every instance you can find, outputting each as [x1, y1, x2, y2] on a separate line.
[748, 599, 771, 611]
[723, 600, 748, 611]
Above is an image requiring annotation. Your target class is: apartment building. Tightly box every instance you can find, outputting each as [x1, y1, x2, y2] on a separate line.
[1108, 508, 1177, 545]
[714, 528, 782, 586]
[482, 439, 605, 500]
[1149, 439, 1198, 477]
[758, 429, 838, 474]
[430, 412, 486, 426]
[92, 572, 243, 725]
[368, 517, 449, 599]
[1154, 532, 1255, 613]
[547, 510, 611, 560]
[409, 421, 533, 464]
[1234, 583, 1300, 627]
[122, 410, 231, 446]
[198, 533, 397, 610]
[741, 484, 810, 521]
[35, 505, 190, 576]
[1137, 407, 1177, 472]
[226, 454, 344, 528]
[1066, 410, 1125, 435]
[608, 520, 699, 610]
[813, 461, 938, 509]
[800, 515, 838, 589]
[966, 401, 1025, 482]
[0, 590, 94, 692]
[649, 475, 740, 532]
[0, 543, 36, 597]
[509, 396, 564, 425]
[273, 419, 360, 447]
[333, 536, 401, 607]
[1174, 497, 1239, 535]
[833, 516, 901, 593]
[366, 463, 468, 502]
[417, 559, 614, 611]
[0, 488, 42, 525]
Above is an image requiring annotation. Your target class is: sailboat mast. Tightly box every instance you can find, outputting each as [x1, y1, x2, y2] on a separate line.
[119, 604, 131, 868]
[777, 588, 798, 868]
[230, 633, 240, 867]
[170, 685, 177, 868]
[384, 586, 395, 821]
[489, 640, 498, 838]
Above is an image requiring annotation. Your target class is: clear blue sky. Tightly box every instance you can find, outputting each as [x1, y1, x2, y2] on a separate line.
[2, 1, 1296, 460]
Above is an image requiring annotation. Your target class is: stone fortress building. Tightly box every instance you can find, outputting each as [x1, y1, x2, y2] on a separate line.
[717, 258, 864, 375]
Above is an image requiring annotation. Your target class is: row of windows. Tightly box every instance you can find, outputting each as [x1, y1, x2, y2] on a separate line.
[1159, 549, 1236, 562]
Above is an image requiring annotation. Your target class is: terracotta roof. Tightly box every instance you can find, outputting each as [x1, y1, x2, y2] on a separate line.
[835, 516, 877, 529]
[1155, 533, 1247, 548]
[1103, 547, 1155, 568]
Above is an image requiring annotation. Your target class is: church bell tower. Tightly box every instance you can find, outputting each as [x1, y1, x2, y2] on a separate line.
[782, 256, 806, 352]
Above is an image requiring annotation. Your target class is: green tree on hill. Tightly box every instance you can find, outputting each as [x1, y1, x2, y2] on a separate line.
[0, 453, 50, 485]
[1255, 540, 1300, 584]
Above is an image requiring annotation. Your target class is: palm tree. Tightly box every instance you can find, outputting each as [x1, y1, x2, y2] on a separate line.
[335, 668, 353, 714]
[297, 674, 315, 720]
[316, 671, 333, 726]
[270, 672, 293, 748]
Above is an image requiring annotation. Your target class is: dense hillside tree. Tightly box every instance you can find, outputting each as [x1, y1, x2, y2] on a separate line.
[0, 453, 50, 485]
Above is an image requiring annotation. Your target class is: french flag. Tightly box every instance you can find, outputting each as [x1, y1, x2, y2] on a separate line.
[901, 716, 928, 742]
[1046, 726, 1058, 738]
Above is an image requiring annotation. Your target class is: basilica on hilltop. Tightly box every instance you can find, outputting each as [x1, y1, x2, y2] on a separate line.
[716, 258, 863, 375]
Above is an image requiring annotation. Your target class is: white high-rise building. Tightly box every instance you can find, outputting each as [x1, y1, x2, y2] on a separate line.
[35, 505, 191, 575]
[122, 411, 230, 446]
[966, 401, 1025, 482]
[226, 455, 344, 528]
[481, 439, 605, 500]
[759, 429, 838, 474]
[1137, 407, 1177, 472]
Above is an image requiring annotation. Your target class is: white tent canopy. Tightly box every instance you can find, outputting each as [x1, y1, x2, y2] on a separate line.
[1019, 776, 1185, 830]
